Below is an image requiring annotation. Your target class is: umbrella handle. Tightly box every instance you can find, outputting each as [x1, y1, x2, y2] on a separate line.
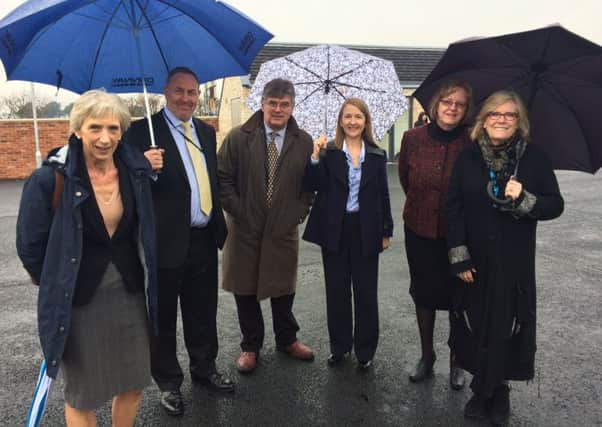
[487, 139, 526, 206]
[487, 181, 514, 205]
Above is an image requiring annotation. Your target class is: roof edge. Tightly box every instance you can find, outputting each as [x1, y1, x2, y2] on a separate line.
[263, 42, 446, 51]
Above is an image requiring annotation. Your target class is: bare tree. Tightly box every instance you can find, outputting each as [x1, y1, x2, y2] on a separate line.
[121, 94, 164, 117]
[139, 94, 163, 114]
[0, 91, 54, 118]
[39, 101, 64, 118]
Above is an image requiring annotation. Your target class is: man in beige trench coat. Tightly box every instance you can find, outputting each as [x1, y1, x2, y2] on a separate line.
[218, 78, 314, 373]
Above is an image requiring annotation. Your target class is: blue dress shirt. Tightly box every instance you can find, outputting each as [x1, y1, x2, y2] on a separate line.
[163, 107, 211, 227]
[264, 124, 287, 154]
[343, 140, 365, 212]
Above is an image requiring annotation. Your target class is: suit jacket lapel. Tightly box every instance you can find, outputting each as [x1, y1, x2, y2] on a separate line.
[360, 154, 378, 190]
[154, 110, 188, 183]
[329, 150, 349, 188]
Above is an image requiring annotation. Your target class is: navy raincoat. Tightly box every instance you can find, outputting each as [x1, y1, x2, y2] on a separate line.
[16, 136, 159, 379]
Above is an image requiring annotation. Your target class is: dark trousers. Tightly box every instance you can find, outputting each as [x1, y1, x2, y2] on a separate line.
[151, 227, 218, 391]
[234, 293, 299, 352]
[322, 212, 379, 362]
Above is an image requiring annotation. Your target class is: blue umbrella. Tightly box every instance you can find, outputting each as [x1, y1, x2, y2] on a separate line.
[26, 359, 53, 427]
[0, 0, 272, 145]
[1, 2, 271, 422]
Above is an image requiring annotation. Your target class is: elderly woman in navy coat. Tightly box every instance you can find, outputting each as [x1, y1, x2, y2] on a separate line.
[17, 90, 158, 427]
[303, 97, 393, 370]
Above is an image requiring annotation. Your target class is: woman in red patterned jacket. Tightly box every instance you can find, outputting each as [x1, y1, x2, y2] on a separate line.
[398, 80, 473, 389]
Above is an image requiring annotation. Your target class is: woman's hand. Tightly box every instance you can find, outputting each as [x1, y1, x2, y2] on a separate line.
[311, 135, 328, 161]
[144, 148, 165, 171]
[457, 268, 477, 284]
[505, 176, 523, 200]
[382, 237, 391, 250]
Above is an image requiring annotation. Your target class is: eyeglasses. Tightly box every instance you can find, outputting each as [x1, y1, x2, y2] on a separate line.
[264, 100, 293, 110]
[486, 111, 519, 121]
[439, 99, 467, 109]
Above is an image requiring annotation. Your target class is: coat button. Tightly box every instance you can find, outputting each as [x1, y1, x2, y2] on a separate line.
[51, 360, 57, 366]
[64, 292, 70, 299]
[59, 326, 65, 332]
[70, 258, 77, 263]
[75, 191, 82, 197]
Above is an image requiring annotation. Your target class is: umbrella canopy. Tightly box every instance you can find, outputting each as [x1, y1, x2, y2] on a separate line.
[247, 44, 408, 141]
[413, 25, 602, 174]
[0, 0, 273, 94]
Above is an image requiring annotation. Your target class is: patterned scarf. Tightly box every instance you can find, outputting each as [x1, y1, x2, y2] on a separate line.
[478, 133, 521, 172]
[478, 132, 522, 199]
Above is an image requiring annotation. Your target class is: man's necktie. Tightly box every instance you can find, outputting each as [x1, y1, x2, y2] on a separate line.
[266, 131, 279, 207]
[183, 121, 212, 215]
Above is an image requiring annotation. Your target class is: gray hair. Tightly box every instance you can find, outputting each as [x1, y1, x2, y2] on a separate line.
[69, 89, 131, 133]
[261, 78, 295, 103]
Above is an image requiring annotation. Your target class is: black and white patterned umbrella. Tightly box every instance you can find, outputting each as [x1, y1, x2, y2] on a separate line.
[248, 44, 408, 140]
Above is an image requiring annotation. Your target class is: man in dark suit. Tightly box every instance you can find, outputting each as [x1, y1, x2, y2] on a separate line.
[125, 67, 233, 416]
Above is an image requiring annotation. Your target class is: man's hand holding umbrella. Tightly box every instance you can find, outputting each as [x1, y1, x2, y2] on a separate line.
[144, 148, 165, 172]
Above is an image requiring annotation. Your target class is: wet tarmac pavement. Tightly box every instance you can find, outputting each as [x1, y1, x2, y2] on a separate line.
[0, 166, 600, 426]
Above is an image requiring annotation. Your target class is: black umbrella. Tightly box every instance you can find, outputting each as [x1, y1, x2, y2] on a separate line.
[414, 25, 602, 174]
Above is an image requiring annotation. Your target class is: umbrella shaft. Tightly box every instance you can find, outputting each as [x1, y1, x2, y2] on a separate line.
[133, 31, 157, 148]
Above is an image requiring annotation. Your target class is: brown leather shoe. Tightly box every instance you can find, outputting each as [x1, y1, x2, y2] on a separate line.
[281, 341, 315, 361]
[236, 352, 257, 373]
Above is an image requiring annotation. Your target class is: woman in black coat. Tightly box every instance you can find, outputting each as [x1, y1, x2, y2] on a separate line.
[447, 91, 564, 425]
[303, 98, 393, 370]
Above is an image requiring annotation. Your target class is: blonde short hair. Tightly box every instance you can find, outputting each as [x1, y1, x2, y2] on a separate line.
[470, 90, 530, 142]
[69, 89, 131, 133]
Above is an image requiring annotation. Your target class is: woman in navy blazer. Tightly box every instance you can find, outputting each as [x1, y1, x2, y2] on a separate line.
[303, 98, 393, 370]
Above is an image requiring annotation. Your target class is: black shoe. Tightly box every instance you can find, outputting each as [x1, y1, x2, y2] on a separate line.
[463, 393, 489, 420]
[449, 354, 465, 390]
[357, 359, 372, 371]
[327, 352, 349, 366]
[490, 384, 510, 425]
[192, 372, 235, 393]
[160, 390, 184, 416]
[409, 355, 435, 383]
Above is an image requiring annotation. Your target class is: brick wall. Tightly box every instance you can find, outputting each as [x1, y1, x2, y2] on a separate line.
[0, 116, 218, 180]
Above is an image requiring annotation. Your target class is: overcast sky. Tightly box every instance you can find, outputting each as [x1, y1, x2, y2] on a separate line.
[227, 0, 602, 47]
[1, 0, 601, 99]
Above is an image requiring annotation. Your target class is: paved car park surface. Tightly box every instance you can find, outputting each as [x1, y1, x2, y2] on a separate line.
[0, 167, 600, 426]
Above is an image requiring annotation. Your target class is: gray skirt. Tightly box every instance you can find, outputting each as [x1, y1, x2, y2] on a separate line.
[61, 262, 151, 410]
